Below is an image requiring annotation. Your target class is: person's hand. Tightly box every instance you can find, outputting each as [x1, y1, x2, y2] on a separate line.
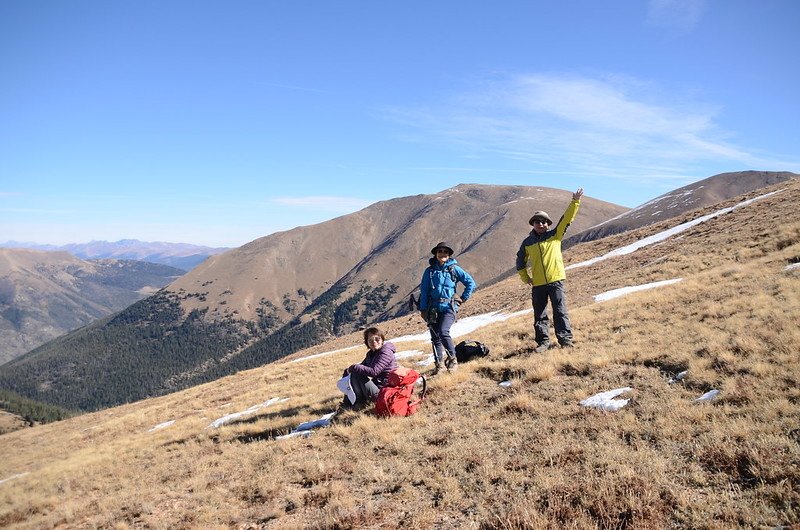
[453, 296, 464, 305]
[573, 187, 584, 201]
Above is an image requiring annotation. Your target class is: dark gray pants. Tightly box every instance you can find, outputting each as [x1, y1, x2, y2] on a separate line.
[532, 280, 573, 345]
[428, 308, 456, 364]
[346, 372, 379, 407]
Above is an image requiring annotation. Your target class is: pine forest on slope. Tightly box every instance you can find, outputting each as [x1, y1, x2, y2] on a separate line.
[0, 250, 185, 364]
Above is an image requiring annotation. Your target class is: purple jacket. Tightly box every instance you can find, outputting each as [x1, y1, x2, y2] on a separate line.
[349, 341, 398, 388]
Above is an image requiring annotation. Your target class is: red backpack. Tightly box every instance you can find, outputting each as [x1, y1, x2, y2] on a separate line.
[375, 366, 427, 417]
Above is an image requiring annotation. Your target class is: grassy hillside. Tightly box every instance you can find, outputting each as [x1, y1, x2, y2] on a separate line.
[0, 180, 797, 528]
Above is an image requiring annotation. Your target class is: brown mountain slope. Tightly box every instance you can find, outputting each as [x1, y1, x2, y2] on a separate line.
[0, 185, 626, 413]
[0, 249, 183, 363]
[170, 183, 626, 326]
[0, 179, 797, 528]
[566, 170, 798, 247]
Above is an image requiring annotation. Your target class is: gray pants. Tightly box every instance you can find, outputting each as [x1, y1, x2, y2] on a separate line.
[345, 372, 380, 407]
[428, 308, 456, 364]
[532, 280, 573, 345]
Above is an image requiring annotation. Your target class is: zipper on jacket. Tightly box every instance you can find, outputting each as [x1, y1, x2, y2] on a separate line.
[536, 240, 550, 285]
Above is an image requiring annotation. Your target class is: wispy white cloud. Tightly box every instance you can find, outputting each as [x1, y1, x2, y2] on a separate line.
[384, 72, 791, 183]
[647, 0, 707, 33]
[271, 196, 372, 212]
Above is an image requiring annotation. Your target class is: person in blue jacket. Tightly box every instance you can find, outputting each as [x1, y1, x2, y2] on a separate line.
[418, 242, 477, 374]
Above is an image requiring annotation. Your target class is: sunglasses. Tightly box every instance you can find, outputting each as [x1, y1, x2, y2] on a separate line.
[532, 219, 549, 225]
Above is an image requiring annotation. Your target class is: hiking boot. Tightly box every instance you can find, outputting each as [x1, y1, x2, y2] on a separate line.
[431, 362, 443, 376]
[533, 342, 551, 354]
[560, 341, 574, 349]
[445, 355, 458, 373]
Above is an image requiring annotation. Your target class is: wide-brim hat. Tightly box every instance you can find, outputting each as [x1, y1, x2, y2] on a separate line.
[430, 242, 454, 255]
[528, 211, 553, 226]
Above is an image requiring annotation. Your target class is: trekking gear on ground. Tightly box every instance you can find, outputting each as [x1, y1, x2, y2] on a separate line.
[454, 340, 490, 363]
[375, 366, 427, 417]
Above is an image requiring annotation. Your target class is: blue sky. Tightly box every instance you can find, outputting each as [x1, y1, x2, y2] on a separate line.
[2, 0, 798, 247]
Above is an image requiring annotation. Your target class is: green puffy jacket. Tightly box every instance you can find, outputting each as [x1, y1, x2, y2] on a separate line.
[515, 199, 580, 287]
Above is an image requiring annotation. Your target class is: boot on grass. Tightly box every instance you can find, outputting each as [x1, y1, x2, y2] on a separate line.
[445, 355, 458, 373]
[431, 361, 444, 377]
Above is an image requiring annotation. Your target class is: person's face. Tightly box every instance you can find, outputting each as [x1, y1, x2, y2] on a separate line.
[532, 218, 550, 235]
[366, 333, 384, 351]
[436, 248, 451, 264]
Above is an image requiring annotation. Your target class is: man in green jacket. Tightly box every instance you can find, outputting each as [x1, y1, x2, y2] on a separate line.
[515, 188, 583, 352]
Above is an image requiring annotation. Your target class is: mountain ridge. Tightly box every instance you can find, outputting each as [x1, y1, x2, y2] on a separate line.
[0, 249, 185, 364]
[0, 183, 627, 411]
[1, 173, 794, 412]
[565, 170, 798, 247]
[0, 239, 230, 271]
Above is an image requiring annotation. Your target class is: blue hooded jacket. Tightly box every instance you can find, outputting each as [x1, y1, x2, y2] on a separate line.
[419, 257, 477, 313]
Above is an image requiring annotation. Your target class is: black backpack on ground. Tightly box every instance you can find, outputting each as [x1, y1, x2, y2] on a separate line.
[455, 340, 490, 363]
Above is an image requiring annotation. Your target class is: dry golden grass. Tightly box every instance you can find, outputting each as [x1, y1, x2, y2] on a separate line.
[0, 412, 26, 435]
[1, 180, 799, 528]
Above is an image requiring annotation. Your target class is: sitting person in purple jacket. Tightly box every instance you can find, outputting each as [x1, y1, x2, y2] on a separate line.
[342, 326, 398, 408]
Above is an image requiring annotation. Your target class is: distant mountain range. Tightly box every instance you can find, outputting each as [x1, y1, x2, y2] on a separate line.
[0, 249, 185, 363]
[0, 239, 230, 271]
[0, 171, 795, 412]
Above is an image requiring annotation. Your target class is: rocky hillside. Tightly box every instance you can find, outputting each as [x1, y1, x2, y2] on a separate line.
[0, 249, 184, 363]
[565, 170, 798, 247]
[171, 184, 623, 327]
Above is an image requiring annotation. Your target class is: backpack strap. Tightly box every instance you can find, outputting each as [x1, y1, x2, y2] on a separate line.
[406, 375, 427, 414]
[445, 265, 458, 283]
